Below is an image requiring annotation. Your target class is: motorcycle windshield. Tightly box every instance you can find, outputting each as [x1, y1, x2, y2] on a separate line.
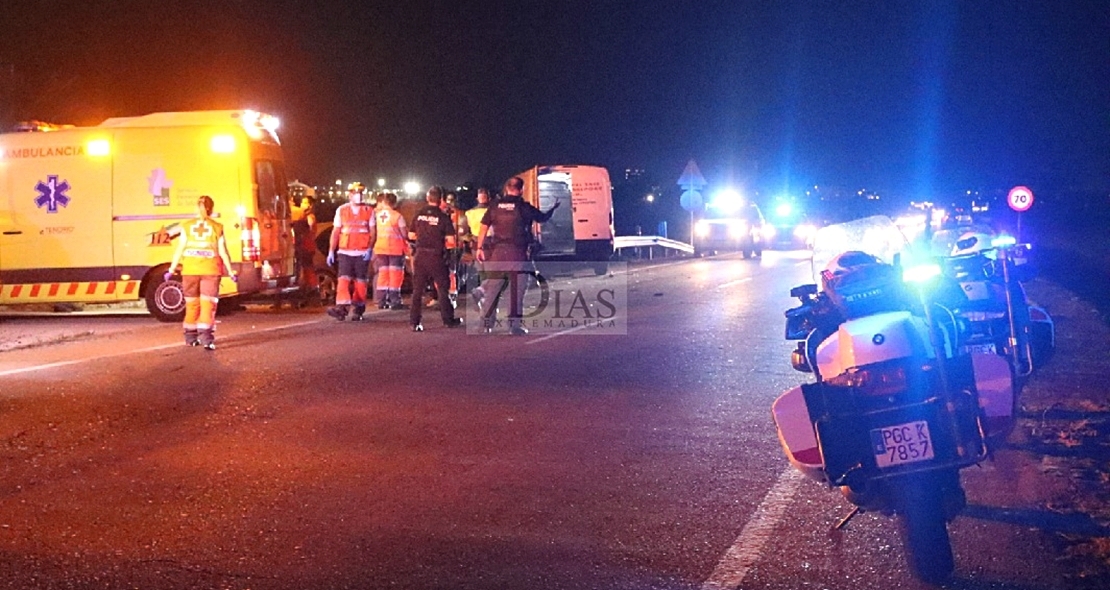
[810, 215, 911, 284]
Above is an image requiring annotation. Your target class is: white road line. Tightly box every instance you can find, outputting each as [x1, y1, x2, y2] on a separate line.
[717, 277, 753, 289]
[0, 319, 323, 377]
[524, 316, 624, 344]
[702, 468, 806, 590]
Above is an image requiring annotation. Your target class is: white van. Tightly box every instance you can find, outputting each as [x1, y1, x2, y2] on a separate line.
[515, 164, 615, 274]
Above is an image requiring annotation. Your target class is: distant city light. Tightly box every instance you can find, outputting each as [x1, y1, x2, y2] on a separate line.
[403, 181, 421, 195]
[377, 178, 386, 188]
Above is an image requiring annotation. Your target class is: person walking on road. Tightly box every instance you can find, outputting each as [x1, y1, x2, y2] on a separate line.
[166, 195, 238, 350]
[409, 187, 464, 332]
[325, 183, 374, 321]
[372, 192, 409, 310]
[463, 187, 491, 304]
[475, 176, 560, 335]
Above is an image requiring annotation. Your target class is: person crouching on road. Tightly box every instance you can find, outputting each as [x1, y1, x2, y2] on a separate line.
[408, 186, 464, 332]
[166, 195, 238, 350]
[372, 192, 409, 310]
[326, 183, 373, 321]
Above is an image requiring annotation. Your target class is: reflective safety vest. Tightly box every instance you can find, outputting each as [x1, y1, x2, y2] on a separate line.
[336, 203, 373, 251]
[180, 217, 225, 276]
[373, 207, 407, 255]
[465, 206, 487, 238]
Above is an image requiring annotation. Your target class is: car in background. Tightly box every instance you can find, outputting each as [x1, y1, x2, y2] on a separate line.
[693, 201, 770, 258]
[764, 201, 818, 249]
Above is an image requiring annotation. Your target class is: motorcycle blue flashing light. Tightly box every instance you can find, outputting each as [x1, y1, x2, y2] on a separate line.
[775, 202, 793, 218]
[903, 263, 942, 283]
[991, 235, 1017, 248]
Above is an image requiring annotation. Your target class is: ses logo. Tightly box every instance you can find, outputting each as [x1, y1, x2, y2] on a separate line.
[464, 261, 627, 336]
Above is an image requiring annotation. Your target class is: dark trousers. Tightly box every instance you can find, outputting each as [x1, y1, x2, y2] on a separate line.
[480, 245, 529, 327]
[410, 250, 454, 326]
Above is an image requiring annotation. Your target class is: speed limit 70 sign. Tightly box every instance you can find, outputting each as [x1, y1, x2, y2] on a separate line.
[1007, 186, 1035, 212]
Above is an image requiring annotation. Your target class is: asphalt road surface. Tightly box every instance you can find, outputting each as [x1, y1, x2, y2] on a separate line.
[0, 252, 1093, 589]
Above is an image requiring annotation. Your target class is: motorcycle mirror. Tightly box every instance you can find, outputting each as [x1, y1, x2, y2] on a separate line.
[790, 283, 818, 299]
[791, 344, 812, 373]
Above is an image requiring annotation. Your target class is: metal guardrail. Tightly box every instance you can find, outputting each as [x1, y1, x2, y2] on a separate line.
[613, 235, 695, 255]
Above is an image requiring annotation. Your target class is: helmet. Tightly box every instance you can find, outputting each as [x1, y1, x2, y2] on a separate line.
[951, 232, 993, 257]
[820, 250, 885, 292]
[348, 182, 366, 204]
[823, 250, 884, 277]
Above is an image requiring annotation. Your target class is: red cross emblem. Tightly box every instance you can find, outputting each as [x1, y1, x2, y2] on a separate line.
[189, 221, 214, 240]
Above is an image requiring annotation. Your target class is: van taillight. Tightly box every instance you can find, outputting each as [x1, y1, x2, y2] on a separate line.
[240, 217, 261, 262]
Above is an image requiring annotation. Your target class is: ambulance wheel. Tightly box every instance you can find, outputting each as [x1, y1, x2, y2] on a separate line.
[593, 262, 609, 276]
[146, 277, 186, 323]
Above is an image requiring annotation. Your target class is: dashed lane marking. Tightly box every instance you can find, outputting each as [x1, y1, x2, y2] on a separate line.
[525, 315, 624, 344]
[701, 467, 806, 590]
[717, 277, 753, 289]
[0, 319, 324, 378]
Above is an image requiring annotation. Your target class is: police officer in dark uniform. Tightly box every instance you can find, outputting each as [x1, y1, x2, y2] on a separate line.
[409, 186, 464, 332]
[475, 176, 560, 335]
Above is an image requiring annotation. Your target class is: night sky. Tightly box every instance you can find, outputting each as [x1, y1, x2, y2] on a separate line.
[2, 0, 1107, 199]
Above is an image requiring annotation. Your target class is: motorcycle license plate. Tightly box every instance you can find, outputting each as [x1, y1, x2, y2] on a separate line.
[870, 420, 935, 469]
[967, 342, 996, 355]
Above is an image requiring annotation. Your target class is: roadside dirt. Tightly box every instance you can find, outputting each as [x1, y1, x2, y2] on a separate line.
[1010, 276, 1110, 586]
[1009, 203, 1110, 586]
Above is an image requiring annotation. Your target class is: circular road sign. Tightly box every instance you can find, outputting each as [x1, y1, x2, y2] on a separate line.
[1007, 186, 1034, 212]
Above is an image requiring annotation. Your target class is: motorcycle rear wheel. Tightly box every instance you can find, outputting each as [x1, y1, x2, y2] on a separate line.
[897, 478, 955, 584]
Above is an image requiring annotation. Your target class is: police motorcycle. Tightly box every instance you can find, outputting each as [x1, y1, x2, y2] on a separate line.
[771, 216, 1018, 584]
[929, 225, 1055, 381]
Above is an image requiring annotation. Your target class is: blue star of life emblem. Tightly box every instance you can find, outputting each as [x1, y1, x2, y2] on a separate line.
[34, 175, 71, 213]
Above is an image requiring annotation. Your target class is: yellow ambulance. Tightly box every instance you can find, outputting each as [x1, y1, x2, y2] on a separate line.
[0, 110, 296, 320]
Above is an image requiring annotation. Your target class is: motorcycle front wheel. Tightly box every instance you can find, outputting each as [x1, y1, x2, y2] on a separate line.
[896, 474, 956, 584]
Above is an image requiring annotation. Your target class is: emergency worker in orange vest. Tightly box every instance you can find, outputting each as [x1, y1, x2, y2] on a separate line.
[274, 192, 318, 309]
[166, 195, 238, 350]
[291, 193, 318, 298]
[371, 192, 409, 309]
[325, 183, 374, 321]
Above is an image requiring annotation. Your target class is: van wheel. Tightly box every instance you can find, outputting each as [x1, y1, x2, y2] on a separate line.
[593, 262, 609, 276]
[146, 277, 186, 322]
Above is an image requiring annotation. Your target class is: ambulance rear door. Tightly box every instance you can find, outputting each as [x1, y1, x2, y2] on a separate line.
[249, 145, 295, 284]
[0, 132, 116, 300]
